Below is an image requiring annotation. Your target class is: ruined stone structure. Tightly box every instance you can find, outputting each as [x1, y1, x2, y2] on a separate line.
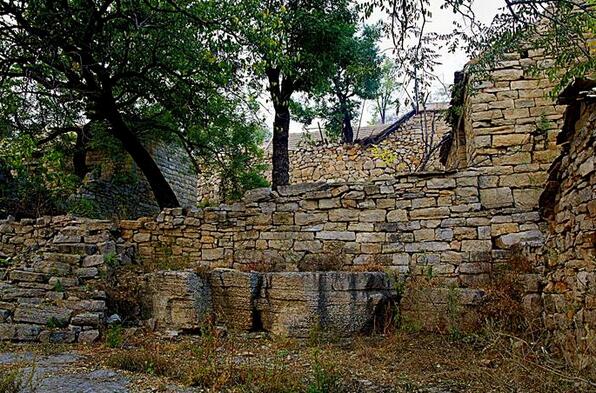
[0, 46, 593, 368]
[150, 269, 395, 337]
[281, 104, 450, 183]
[441, 49, 565, 212]
[197, 104, 450, 203]
[0, 216, 133, 343]
[541, 79, 595, 368]
[76, 143, 198, 218]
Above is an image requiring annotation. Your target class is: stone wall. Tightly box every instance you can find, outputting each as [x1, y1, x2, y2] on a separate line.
[541, 81, 595, 369]
[118, 167, 547, 327]
[76, 142, 198, 218]
[147, 269, 396, 337]
[446, 49, 565, 170]
[0, 216, 132, 343]
[443, 49, 565, 211]
[284, 109, 450, 184]
[197, 108, 449, 203]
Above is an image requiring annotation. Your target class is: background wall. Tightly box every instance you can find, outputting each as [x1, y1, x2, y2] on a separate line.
[75, 142, 198, 219]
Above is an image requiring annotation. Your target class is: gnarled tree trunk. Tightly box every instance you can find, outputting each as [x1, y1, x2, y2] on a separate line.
[103, 105, 180, 209]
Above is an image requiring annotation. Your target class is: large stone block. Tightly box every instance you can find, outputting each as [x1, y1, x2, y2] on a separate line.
[13, 304, 72, 326]
[257, 271, 396, 337]
[209, 269, 259, 331]
[315, 231, 356, 241]
[146, 271, 212, 331]
[480, 187, 514, 209]
[495, 230, 544, 249]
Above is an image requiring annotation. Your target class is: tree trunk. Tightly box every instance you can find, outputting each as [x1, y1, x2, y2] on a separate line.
[104, 108, 180, 209]
[341, 110, 354, 144]
[73, 124, 91, 180]
[267, 68, 293, 189]
[272, 105, 290, 188]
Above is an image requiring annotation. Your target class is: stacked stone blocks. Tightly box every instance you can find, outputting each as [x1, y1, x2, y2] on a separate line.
[0, 216, 131, 343]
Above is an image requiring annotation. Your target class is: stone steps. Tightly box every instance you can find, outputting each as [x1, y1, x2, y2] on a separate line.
[0, 221, 130, 344]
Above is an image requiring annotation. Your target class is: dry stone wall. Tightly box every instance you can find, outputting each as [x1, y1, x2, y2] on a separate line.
[541, 84, 595, 369]
[284, 110, 450, 184]
[119, 167, 548, 325]
[444, 50, 565, 212]
[77, 142, 198, 218]
[197, 109, 449, 203]
[0, 216, 133, 343]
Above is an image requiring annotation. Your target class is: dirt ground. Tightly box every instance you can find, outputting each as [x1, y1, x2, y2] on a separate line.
[0, 327, 593, 393]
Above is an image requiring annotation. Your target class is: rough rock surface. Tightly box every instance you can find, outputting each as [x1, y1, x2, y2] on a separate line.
[0, 216, 133, 343]
[147, 269, 397, 338]
[257, 271, 396, 337]
[145, 270, 212, 331]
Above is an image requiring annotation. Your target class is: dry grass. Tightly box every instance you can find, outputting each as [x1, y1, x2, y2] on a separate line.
[89, 327, 596, 393]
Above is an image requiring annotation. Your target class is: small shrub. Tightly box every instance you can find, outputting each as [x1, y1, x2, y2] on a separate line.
[103, 252, 119, 268]
[478, 248, 536, 334]
[52, 279, 64, 293]
[106, 324, 124, 348]
[66, 197, 103, 219]
[306, 354, 343, 393]
[46, 317, 68, 329]
[447, 286, 463, 340]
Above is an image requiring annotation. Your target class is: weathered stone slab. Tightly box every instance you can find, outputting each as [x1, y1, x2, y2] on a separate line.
[8, 270, 46, 283]
[209, 269, 259, 331]
[71, 312, 102, 327]
[146, 271, 212, 331]
[13, 304, 71, 326]
[0, 323, 42, 341]
[257, 271, 396, 337]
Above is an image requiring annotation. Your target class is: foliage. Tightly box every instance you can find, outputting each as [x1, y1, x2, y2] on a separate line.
[233, 0, 361, 186]
[52, 280, 64, 293]
[0, 0, 268, 210]
[361, 0, 594, 102]
[371, 59, 402, 124]
[192, 104, 270, 202]
[306, 353, 342, 393]
[292, 25, 383, 143]
[106, 324, 124, 349]
[448, 0, 595, 95]
[46, 316, 68, 329]
[0, 133, 79, 218]
[103, 252, 119, 268]
[66, 197, 102, 219]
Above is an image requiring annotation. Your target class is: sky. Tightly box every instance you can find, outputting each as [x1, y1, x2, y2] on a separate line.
[262, 0, 505, 134]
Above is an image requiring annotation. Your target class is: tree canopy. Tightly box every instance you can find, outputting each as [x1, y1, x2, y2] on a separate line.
[292, 24, 383, 143]
[0, 0, 265, 211]
[0, 0, 594, 217]
[233, 0, 358, 187]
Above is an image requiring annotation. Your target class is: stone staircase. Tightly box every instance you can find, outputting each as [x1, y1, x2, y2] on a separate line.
[0, 218, 132, 343]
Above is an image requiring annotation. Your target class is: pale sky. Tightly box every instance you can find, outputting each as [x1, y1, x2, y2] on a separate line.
[262, 0, 505, 134]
